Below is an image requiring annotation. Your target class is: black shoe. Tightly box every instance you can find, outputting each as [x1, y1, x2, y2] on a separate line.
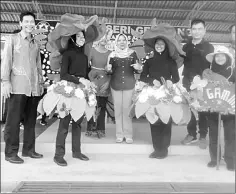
[40, 120, 47, 126]
[226, 163, 235, 171]
[156, 149, 168, 159]
[149, 151, 161, 158]
[54, 157, 67, 166]
[207, 161, 217, 168]
[22, 152, 43, 159]
[5, 155, 24, 164]
[72, 153, 89, 161]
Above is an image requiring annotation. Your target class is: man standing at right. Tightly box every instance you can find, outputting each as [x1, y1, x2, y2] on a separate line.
[181, 19, 214, 149]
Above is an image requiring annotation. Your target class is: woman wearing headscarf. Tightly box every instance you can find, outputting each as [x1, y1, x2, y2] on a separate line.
[85, 29, 113, 138]
[140, 37, 180, 159]
[106, 34, 142, 143]
[205, 46, 235, 171]
[140, 23, 184, 159]
[46, 13, 106, 166]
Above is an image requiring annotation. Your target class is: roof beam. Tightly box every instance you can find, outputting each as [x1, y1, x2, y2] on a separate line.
[31, 0, 45, 20]
[182, 1, 206, 26]
[1, 11, 234, 26]
[1, 1, 234, 15]
[113, 0, 118, 24]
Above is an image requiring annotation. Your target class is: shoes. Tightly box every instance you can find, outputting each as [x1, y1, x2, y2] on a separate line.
[54, 157, 67, 166]
[156, 149, 168, 159]
[5, 155, 24, 164]
[198, 137, 207, 149]
[96, 130, 106, 138]
[226, 163, 235, 171]
[207, 161, 217, 168]
[72, 153, 89, 161]
[85, 131, 93, 137]
[116, 137, 124, 143]
[149, 151, 161, 159]
[100, 130, 106, 137]
[40, 120, 47, 126]
[22, 152, 43, 159]
[125, 138, 133, 144]
[181, 134, 198, 145]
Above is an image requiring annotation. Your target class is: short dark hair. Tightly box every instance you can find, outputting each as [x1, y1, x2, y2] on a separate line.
[229, 24, 235, 32]
[20, 11, 36, 22]
[191, 19, 205, 28]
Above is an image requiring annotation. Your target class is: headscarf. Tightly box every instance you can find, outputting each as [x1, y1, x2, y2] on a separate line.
[110, 34, 134, 58]
[206, 46, 235, 81]
[211, 54, 234, 81]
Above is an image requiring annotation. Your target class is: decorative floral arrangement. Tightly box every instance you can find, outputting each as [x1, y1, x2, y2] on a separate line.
[130, 78, 192, 125]
[37, 79, 97, 121]
[189, 69, 235, 115]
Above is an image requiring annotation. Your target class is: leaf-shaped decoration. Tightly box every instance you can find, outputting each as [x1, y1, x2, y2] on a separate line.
[155, 102, 171, 124]
[70, 97, 87, 122]
[131, 28, 143, 39]
[190, 107, 198, 121]
[42, 91, 60, 115]
[170, 102, 183, 124]
[128, 103, 135, 118]
[37, 99, 45, 115]
[135, 101, 150, 118]
[48, 107, 57, 119]
[178, 104, 191, 125]
[85, 104, 96, 121]
[145, 107, 159, 124]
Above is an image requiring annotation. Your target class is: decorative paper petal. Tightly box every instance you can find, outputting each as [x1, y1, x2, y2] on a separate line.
[85, 104, 96, 121]
[43, 91, 60, 115]
[155, 102, 171, 124]
[178, 104, 191, 125]
[128, 103, 135, 118]
[170, 102, 183, 124]
[191, 108, 198, 121]
[37, 99, 45, 115]
[135, 101, 150, 118]
[145, 107, 159, 124]
[70, 97, 86, 122]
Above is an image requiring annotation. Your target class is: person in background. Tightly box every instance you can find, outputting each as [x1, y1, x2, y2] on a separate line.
[1, 11, 44, 164]
[181, 19, 214, 149]
[106, 34, 142, 144]
[86, 31, 112, 138]
[140, 38, 180, 159]
[205, 46, 235, 171]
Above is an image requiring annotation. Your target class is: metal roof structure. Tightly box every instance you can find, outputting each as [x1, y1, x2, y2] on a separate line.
[1, 0, 235, 43]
